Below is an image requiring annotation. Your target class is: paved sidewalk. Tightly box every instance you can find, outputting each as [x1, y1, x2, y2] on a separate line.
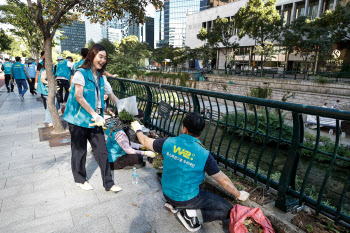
[0, 85, 228, 233]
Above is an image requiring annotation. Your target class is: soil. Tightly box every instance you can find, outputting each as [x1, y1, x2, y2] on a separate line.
[38, 126, 71, 147]
[291, 211, 349, 233]
[243, 217, 264, 233]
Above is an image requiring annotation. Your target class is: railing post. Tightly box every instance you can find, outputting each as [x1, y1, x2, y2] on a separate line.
[119, 80, 126, 99]
[143, 85, 153, 127]
[191, 93, 200, 114]
[275, 112, 302, 212]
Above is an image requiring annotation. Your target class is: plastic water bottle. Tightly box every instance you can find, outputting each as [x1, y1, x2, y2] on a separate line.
[132, 167, 138, 184]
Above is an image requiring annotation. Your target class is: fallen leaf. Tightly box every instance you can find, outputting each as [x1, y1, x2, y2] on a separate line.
[85, 214, 92, 217]
[132, 203, 137, 206]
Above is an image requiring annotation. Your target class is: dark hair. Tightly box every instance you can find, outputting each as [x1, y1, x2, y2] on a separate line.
[5, 58, 9, 61]
[336, 100, 340, 103]
[66, 56, 73, 61]
[42, 59, 45, 69]
[81, 44, 108, 72]
[15, 57, 21, 62]
[41, 51, 45, 57]
[81, 48, 89, 58]
[182, 112, 205, 137]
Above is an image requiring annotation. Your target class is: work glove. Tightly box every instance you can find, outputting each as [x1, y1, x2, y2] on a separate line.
[34, 83, 37, 90]
[131, 121, 142, 132]
[91, 113, 105, 127]
[237, 191, 250, 201]
[140, 146, 148, 150]
[144, 151, 156, 158]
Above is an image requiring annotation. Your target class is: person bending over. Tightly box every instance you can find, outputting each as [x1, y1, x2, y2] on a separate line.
[131, 112, 249, 232]
[106, 110, 155, 170]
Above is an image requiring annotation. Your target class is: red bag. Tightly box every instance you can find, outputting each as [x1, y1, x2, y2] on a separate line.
[229, 204, 274, 233]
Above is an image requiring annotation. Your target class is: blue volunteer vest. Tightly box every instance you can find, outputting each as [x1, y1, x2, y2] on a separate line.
[161, 134, 210, 202]
[36, 69, 48, 96]
[63, 68, 105, 128]
[12, 62, 26, 79]
[73, 59, 85, 72]
[106, 128, 126, 162]
[27, 62, 36, 79]
[3, 62, 12, 74]
[55, 59, 71, 80]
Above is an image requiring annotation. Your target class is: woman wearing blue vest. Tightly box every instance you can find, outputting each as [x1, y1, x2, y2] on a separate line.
[63, 44, 121, 192]
[1, 58, 14, 93]
[131, 113, 250, 232]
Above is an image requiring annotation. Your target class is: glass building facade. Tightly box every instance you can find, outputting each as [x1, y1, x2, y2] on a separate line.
[60, 21, 86, 53]
[155, 0, 208, 48]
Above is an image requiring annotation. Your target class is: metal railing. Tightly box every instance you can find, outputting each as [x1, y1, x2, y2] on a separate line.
[108, 77, 350, 227]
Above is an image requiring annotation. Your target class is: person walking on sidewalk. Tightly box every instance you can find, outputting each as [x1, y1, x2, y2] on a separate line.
[54, 56, 73, 105]
[11, 57, 31, 101]
[2, 58, 14, 93]
[26, 57, 37, 95]
[131, 112, 250, 232]
[35, 51, 47, 109]
[63, 44, 122, 192]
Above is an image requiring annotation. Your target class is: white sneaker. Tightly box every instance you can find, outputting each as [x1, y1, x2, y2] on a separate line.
[76, 181, 94, 191]
[109, 185, 122, 192]
[19, 95, 24, 102]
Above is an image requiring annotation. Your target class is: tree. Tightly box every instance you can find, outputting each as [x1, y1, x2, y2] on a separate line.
[197, 17, 239, 70]
[281, 16, 334, 72]
[7, 36, 31, 58]
[108, 35, 150, 76]
[313, 3, 350, 69]
[85, 39, 95, 49]
[234, 0, 281, 71]
[0, 29, 12, 52]
[98, 38, 116, 55]
[0, 0, 43, 59]
[18, 0, 163, 133]
[253, 41, 276, 75]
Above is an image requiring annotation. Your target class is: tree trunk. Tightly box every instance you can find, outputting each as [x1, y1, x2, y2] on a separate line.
[44, 38, 65, 133]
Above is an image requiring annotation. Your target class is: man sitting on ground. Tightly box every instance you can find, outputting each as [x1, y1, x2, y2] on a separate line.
[131, 112, 249, 232]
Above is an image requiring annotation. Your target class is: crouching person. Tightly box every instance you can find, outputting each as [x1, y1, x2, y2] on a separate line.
[106, 110, 155, 170]
[131, 112, 249, 232]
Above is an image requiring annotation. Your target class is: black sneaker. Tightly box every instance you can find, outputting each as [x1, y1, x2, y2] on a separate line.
[177, 209, 201, 232]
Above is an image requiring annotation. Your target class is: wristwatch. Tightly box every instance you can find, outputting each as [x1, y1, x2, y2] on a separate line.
[136, 129, 142, 133]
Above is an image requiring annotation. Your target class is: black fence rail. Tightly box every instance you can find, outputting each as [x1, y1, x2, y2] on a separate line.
[108, 77, 350, 227]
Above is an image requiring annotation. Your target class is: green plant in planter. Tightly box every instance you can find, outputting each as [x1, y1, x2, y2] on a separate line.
[118, 109, 135, 123]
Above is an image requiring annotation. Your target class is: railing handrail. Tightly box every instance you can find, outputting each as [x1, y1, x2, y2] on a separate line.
[111, 77, 350, 121]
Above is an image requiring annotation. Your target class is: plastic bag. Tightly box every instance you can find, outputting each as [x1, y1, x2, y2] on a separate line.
[229, 204, 274, 233]
[117, 96, 138, 116]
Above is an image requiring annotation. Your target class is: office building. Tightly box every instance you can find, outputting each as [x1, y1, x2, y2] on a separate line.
[60, 21, 86, 53]
[85, 18, 102, 43]
[186, 0, 349, 71]
[140, 17, 155, 49]
[154, 0, 209, 48]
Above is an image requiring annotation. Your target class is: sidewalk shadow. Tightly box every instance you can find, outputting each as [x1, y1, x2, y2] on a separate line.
[86, 150, 99, 179]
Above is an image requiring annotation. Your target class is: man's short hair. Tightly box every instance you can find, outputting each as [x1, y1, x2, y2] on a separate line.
[41, 51, 45, 57]
[5, 58, 9, 61]
[81, 48, 89, 58]
[15, 57, 21, 62]
[182, 112, 205, 137]
[66, 56, 73, 62]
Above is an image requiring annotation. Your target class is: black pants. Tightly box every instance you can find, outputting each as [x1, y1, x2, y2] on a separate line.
[5, 74, 14, 91]
[110, 154, 144, 170]
[68, 123, 114, 190]
[27, 78, 35, 94]
[57, 79, 70, 103]
[41, 94, 47, 109]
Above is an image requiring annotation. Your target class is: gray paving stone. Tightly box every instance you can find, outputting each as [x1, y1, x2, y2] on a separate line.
[0, 210, 73, 233]
[0, 178, 6, 189]
[0, 182, 34, 199]
[1, 189, 65, 211]
[1, 167, 34, 180]
[0, 206, 34, 229]
[57, 216, 115, 233]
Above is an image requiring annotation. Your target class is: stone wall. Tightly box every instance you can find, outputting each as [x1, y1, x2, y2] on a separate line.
[136, 75, 350, 110]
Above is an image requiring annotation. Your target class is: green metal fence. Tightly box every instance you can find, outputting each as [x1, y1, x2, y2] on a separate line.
[108, 77, 350, 227]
